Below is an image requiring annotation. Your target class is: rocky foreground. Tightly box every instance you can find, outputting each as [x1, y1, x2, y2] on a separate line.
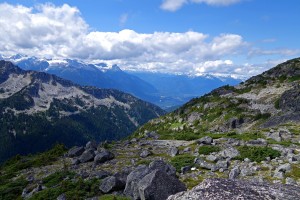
[12, 128, 300, 200]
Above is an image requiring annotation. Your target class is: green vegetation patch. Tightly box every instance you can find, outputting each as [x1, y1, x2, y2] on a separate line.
[29, 177, 101, 200]
[99, 195, 131, 200]
[286, 165, 300, 179]
[43, 171, 76, 188]
[235, 146, 281, 162]
[198, 146, 220, 155]
[0, 177, 28, 200]
[170, 154, 196, 172]
[1, 144, 66, 176]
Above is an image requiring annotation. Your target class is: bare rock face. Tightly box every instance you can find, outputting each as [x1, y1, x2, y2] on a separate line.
[167, 178, 300, 200]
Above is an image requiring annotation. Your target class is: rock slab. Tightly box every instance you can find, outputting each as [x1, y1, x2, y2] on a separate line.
[167, 178, 300, 200]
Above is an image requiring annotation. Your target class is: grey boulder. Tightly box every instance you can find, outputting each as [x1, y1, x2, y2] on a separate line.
[94, 150, 114, 164]
[197, 136, 213, 145]
[67, 146, 84, 157]
[79, 149, 95, 163]
[138, 170, 186, 200]
[99, 176, 125, 193]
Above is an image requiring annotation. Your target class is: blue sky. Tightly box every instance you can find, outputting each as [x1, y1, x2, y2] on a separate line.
[0, 0, 299, 78]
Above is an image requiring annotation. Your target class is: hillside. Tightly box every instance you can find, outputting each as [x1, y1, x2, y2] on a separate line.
[0, 61, 165, 162]
[134, 57, 300, 140]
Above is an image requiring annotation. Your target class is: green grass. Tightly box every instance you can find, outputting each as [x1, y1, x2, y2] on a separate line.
[29, 177, 101, 200]
[286, 165, 300, 179]
[235, 146, 281, 162]
[254, 113, 271, 121]
[42, 171, 76, 188]
[0, 177, 28, 200]
[198, 146, 220, 155]
[99, 195, 131, 200]
[1, 144, 66, 175]
[170, 154, 196, 172]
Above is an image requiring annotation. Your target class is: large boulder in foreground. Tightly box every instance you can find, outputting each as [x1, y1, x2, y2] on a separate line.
[124, 160, 185, 200]
[138, 170, 186, 200]
[167, 178, 300, 200]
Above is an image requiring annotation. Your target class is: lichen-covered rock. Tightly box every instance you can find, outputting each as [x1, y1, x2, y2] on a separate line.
[167, 178, 300, 200]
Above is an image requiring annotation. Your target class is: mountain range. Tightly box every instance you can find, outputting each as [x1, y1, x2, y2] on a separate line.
[3, 55, 241, 109]
[0, 60, 164, 162]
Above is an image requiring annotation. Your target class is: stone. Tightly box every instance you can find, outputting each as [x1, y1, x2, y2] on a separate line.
[94, 150, 114, 164]
[276, 163, 292, 173]
[216, 160, 229, 170]
[124, 165, 151, 199]
[247, 139, 267, 146]
[219, 147, 240, 159]
[71, 158, 80, 165]
[67, 146, 84, 157]
[194, 158, 215, 170]
[86, 141, 97, 150]
[187, 112, 202, 124]
[79, 149, 95, 163]
[94, 171, 112, 179]
[240, 167, 255, 177]
[57, 194, 66, 200]
[167, 178, 300, 200]
[206, 155, 219, 162]
[124, 160, 178, 199]
[181, 166, 191, 174]
[169, 147, 179, 157]
[273, 171, 284, 179]
[229, 167, 240, 179]
[140, 150, 151, 158]
[197, 136, 213, 145]
[99, 176, 125, 193]
[266, 131, 282, 142]
[149, 160, 176, 177]
[286, 177, 297, 185]
[183, 147, 191, 152]
[138, 170, 186, 200]
[145, 131, 159, 139]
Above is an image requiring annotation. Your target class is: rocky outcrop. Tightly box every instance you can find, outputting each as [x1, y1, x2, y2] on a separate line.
[167, 178, 300, 200]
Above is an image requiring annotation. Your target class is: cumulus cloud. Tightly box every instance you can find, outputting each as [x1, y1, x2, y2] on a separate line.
[0, 3, 298, 78]
[161, 0, 242, 11]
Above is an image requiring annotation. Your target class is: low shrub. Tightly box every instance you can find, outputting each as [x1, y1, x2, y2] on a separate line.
[198, 146, 220, 155]
[170, 154, 196, 172]
[235, 146, 281, 162]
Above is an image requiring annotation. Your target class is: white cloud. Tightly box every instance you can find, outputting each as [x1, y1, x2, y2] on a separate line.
[160, 0, 187, 12]
[160, 0, 242, 11]
[0, 3, 298, 79]
[120, 13, 128, 26]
